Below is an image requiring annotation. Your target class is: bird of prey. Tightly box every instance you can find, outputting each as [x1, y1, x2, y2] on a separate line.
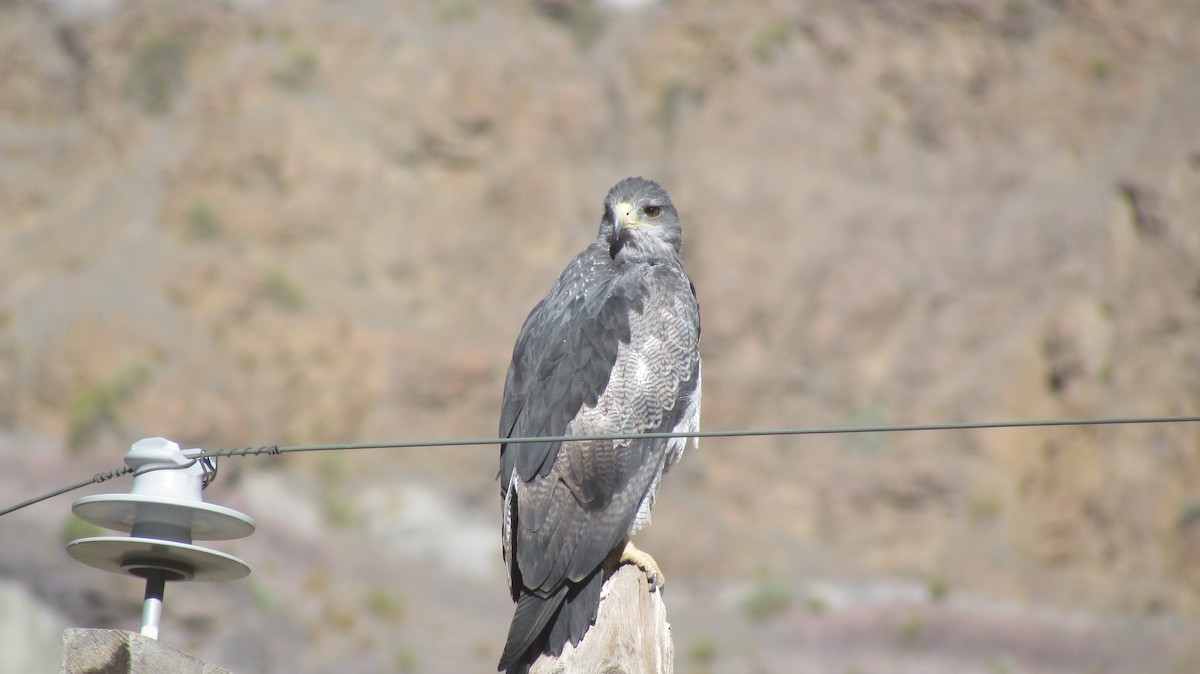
[497, 177, 702, 673]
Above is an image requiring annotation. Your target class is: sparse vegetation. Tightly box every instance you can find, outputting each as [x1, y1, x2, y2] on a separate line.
[897, 614, 927, 645]
[863, 110, 890, 156]
[303, 568, 329, 594]
[1177, 495, 1200, 531]
[655, 79, 699, 148]
[248, 579, 277, 614]
[323, 600, 357, 632]
[534, 0, 605, 50]
[928, 576, 949, 602]
[741, 572, 793, 622]
[687, 637, 718, 667]
[67, 361, 152, 453]
[434, 0, 481, 24]
[263, 269, 308, 311]
[969, 493, 1003, 522]
[803, 594, 828, 615]
[392, 647, 418, 673]
[863, 124, 882, 156]
[316, 455, 357, 528]
[60, 513, 105, 545]
[839, 405, 891, 455]
[274, 42, 320, 90]
[752, 19, 793, 62]
[989, 654, 1017, 674]
[126, 30, 188, 115]
[365, 587, 406, 623]
[179, 614, 215, 633]
[186, 200, 222, 241]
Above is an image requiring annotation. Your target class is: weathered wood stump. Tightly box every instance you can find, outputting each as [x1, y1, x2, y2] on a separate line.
[530, 564, 674, 674]
[62, 628, 234, 674]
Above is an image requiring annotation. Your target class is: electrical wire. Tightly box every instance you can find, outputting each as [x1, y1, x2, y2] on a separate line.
[3, 414, 1199, 518]
[0, 466, 132, 518]
[200, 415, 1200, 457]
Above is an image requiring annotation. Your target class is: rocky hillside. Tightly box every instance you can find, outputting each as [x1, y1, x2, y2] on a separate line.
[2, 0, 1200, 672]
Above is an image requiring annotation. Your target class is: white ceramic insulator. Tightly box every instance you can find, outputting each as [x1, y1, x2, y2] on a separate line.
[126, 437, 206, 502]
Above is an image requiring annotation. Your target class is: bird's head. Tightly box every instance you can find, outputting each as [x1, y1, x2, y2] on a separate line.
[600, 177, 682, 263]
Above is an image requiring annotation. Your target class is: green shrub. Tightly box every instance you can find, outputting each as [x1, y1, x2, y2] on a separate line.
[186, 200, 221, 241]
[741, 573, 793, 622]
[126, 31, 188, 115]
[263, 270, 308, 311]
[67, 362, 151, 452]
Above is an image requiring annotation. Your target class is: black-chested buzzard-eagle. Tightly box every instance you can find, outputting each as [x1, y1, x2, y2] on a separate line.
[497, 177, 702, 673]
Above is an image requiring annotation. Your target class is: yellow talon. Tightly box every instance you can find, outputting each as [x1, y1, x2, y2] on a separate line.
[616, 540, 665, 591]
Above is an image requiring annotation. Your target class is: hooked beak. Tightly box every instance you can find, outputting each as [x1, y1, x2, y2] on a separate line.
[609, 201, 638, 258]
[614, 201, 637, 231]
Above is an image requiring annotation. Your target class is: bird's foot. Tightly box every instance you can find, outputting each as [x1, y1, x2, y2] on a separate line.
[616, 540, 665, 592]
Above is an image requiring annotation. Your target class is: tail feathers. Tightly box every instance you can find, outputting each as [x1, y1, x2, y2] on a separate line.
[544, 568, 602, 651]
[498, 569, 604, 673]
[498, 584, 568, 672]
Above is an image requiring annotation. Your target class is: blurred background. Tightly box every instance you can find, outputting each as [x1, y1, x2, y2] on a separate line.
[2, 0, 1200, 672]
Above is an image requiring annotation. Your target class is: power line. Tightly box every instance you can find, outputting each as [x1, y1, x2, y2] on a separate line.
[200, 415, 1200, 457]
[3, 415, 1199, 518]
[0, 466, 132, 518]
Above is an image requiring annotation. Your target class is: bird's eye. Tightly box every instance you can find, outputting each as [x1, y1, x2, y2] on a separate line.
[644, 205, 662, 218]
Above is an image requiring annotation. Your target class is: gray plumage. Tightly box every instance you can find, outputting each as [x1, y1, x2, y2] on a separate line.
[497, 177, 701, 673]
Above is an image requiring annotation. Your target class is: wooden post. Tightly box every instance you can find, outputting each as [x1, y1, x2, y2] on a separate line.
[530, 565, 674, 674]
[62, 628, 234, 674]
